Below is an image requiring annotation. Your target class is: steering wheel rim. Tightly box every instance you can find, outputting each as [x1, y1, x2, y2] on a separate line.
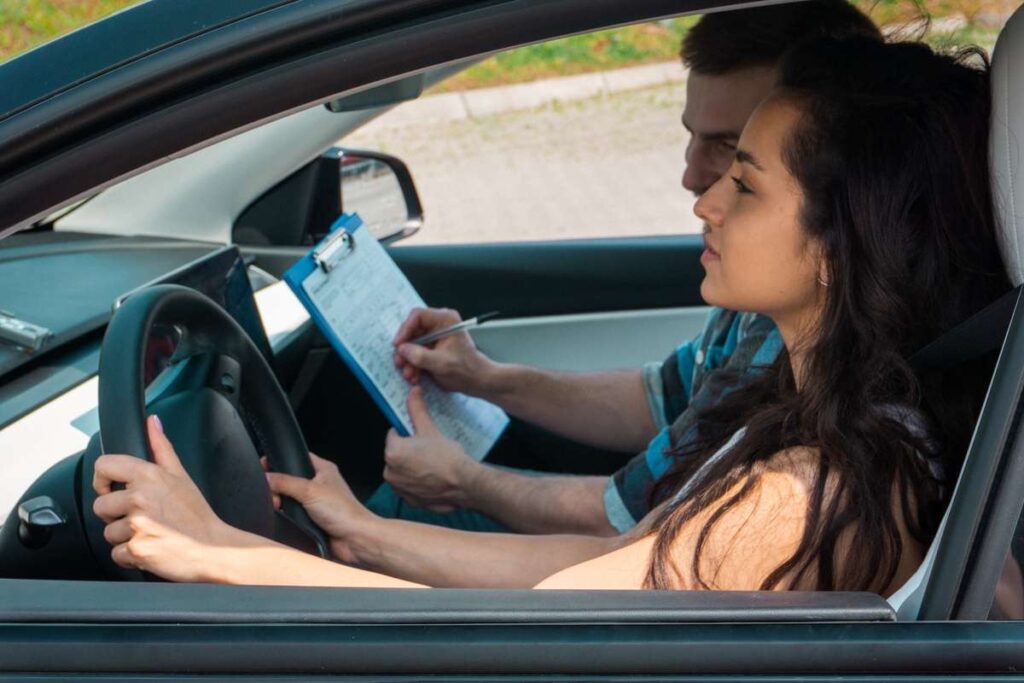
[89, 284, 329, 579]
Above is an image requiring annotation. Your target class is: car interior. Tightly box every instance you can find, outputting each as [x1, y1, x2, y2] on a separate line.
[0, 0, 1022, 635]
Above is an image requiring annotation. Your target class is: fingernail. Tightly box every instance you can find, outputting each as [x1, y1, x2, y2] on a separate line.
[152, 415, 163, 434]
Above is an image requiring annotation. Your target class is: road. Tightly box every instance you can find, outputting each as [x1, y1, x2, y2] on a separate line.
[343, 79, 704, 245]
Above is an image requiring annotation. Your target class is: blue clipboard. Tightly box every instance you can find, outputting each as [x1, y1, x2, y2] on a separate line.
[282, 213, 411, 436]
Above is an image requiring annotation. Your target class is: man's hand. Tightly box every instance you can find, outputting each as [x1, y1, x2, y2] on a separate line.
[264, 452, 375, 564]
[393, 307, 496, 395]
[383, 387, 479, 512]
[92, 416, 251, 582]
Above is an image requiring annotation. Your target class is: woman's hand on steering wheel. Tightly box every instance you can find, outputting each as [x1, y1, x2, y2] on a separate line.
[264, 452, 374, 564]
[92, 416, 253, 582]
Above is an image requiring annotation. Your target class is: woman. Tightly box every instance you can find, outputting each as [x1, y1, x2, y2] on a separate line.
[92, 37, 1009, 592]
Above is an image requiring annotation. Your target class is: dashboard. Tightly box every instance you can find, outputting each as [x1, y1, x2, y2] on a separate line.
[0, 233, 312, 518]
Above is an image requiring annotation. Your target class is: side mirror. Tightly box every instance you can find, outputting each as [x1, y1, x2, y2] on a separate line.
[233, 147, 424, 247]
[333, 147, 424, 245]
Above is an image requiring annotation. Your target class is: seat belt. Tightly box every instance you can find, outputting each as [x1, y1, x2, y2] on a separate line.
[909, 286, 1021, 371]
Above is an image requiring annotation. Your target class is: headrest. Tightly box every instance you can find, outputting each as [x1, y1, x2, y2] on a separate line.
[991, 6, 1024, 286]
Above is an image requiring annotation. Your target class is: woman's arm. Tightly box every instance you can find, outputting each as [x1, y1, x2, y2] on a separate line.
[95, 418, 815, 591]
[191, 530, 427, 587]
[536, 456, 814, 590]
[91, 417, 420, 586]
[93, 416, 622, 587]
[338, 515, 621, 587]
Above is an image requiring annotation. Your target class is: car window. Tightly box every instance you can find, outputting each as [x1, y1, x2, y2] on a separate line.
[340, 9, 1003, 247]
[342, 19, 700, 245]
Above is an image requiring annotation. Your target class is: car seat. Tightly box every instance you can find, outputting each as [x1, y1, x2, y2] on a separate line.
[889, 3, 1024, 618]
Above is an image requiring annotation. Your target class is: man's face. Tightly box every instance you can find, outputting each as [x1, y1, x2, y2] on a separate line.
[682, 66, 777, 196]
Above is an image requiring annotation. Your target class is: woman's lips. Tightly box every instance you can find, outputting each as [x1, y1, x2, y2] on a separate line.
[701, 243, 720, 263]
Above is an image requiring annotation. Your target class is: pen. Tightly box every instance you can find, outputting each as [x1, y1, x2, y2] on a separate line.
[410, 311, 500, 346]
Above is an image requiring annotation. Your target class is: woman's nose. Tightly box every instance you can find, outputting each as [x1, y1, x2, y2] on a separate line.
[693, 176, 726, 227]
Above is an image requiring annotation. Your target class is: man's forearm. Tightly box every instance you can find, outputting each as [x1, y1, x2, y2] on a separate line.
[460, 464, 617, 536]
[347, 516, 622, 588]
[478, 363, 657, 453]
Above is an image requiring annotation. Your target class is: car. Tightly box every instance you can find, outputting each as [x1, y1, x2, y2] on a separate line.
[0, 0, 1023, 678]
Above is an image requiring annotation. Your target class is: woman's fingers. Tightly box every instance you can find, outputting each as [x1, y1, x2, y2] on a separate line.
[110, 542, 134, 569]
[92, 488, 135, 523]
[261, 454, 331, 508]
[93, 416, 183, 496]
[93, 454, 147, 495]
[147, 415, 186, 475]
[103, 517, 134, 546]
[265, 471, 313, 504]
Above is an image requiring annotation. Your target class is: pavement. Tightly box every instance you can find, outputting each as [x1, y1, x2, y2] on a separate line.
[344, 61, 704, 245]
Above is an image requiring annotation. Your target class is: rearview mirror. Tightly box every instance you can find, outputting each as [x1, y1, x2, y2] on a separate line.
[324, 75, 425, 113]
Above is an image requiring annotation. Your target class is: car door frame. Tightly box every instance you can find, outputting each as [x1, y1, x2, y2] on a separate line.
[915, 288, 1024, 621]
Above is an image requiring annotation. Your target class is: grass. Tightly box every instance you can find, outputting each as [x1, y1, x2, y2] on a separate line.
[429, 0, 1007, 93]
[0, 0, 1009, 81]
[431, 18, 697, 92]
[0, 0, 142, 63]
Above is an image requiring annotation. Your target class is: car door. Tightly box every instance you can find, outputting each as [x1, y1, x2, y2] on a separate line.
[1, 0, 1023, 679]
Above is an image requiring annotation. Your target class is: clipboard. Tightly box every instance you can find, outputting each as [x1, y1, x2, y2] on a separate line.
[282, 214, 508, 460]
[283, 218, 402, 430]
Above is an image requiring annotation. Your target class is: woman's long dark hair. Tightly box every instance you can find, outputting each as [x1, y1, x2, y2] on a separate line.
[645, 38, 1011, 592]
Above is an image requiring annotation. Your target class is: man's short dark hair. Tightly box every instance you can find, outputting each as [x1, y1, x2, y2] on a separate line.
[682, 0, 882, 74]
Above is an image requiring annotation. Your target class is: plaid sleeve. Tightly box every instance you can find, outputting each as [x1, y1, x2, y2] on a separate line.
[642, 361, 668, 431]
[604, 429, 673, 532]
[605, 311, 781, 530]
[657, 310, 723, 427]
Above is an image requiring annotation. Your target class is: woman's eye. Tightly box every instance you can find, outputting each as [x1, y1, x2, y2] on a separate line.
[731, 176, 752, 194]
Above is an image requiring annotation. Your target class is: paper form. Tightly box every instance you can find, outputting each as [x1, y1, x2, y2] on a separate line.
[299, 226, 508, 461]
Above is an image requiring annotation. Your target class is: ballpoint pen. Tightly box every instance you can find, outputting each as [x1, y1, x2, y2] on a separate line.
[410, 311, 500, 346]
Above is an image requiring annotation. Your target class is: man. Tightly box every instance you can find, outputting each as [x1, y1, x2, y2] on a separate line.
[356, 1, 881, 562]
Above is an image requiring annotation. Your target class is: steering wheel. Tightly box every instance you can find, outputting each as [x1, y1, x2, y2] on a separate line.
[84, 284, 330, 579]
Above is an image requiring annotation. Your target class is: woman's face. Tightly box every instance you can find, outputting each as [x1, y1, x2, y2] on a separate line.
[694, 96, 825, 330]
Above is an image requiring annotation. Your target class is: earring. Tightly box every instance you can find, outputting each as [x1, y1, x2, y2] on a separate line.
[817, 274, 830, 287]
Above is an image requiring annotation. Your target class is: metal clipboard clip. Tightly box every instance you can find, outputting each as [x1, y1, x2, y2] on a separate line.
[312, 228, 356, 273]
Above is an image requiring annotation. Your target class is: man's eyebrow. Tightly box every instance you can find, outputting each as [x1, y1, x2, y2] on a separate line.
[681, 117, 740, 142]
[736, 147, 766, 171]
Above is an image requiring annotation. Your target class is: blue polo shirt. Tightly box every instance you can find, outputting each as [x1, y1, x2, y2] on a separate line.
[603, 308, 783, 532]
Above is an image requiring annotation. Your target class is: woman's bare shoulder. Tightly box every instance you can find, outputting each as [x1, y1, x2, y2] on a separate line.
[535, 451, 820, 591]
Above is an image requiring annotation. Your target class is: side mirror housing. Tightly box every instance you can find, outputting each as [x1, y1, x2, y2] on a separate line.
[333, 147, 424, 245]
[233, 147, 424, 247]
